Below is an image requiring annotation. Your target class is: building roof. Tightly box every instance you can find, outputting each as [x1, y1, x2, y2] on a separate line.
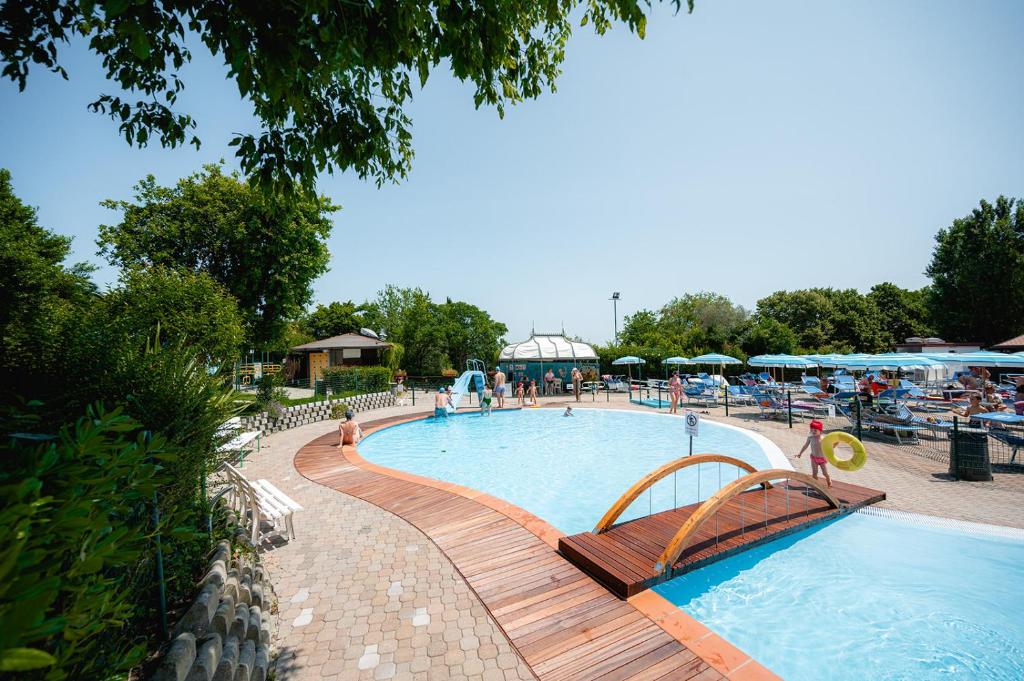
[291, 332, 391, 352]
[499, 334, 598, 361]
[992, 334, 1024, 350]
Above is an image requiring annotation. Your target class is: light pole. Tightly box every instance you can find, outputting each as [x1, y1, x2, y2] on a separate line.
[610, 292, 621, 344]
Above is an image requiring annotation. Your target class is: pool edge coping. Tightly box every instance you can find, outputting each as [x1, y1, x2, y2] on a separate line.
[325, 409, 782, 681]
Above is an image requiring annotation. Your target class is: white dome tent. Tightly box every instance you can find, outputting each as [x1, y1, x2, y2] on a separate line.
[496, 334, 599, 394]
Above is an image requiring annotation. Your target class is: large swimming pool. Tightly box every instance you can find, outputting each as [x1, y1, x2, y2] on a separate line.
[358, 408, 785, 534]
[656, 510, 1024, 680]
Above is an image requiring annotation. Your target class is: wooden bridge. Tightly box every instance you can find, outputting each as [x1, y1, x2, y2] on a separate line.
[560, 454, 885, 598]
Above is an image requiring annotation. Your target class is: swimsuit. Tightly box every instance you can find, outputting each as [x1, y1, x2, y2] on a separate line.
[434, 406, 447, 417]
[495, 385, 506, 395]
[810, 455, 827, 465]
[482, 395, 492, 407]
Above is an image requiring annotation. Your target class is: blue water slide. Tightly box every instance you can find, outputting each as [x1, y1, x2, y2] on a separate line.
[446, 370, 486, 413]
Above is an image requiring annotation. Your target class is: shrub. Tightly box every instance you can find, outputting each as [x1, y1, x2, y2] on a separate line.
[320, 365, 391, 395]
[0, 404, 170, 679]
[330, 402, 350, 420]
[254, 373, 287, 419]
[440, 368, 458, 378]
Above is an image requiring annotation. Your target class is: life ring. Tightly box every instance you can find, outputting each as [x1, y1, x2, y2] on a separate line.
[821, 432, 867, 472]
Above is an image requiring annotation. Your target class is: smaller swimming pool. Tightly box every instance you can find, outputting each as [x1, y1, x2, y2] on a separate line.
[655, 510, 1024, 680]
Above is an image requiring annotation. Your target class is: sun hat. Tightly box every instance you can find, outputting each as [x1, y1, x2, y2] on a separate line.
[810, 420, 823, 432]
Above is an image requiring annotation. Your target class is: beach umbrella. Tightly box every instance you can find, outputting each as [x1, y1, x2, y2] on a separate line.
[923, 352, 1024, 369]
[663, 356, 689, 378]
[612, 355, 646, 380]
[687, 353, 742, 387]
[747, 354, 818, 384]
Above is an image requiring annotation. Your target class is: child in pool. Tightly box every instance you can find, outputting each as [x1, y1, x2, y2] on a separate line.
[480, 386, 493, 415]
[797, 419, 832, 487]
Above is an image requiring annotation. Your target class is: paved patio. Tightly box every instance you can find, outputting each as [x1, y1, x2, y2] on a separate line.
[237, 391, 1024, 679]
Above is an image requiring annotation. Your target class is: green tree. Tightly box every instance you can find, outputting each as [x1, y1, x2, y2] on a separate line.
[0, 169, 95, 395]
[1, 1, 690, 192]
[755, 289, 835, 351]
[104, 266, 245, 361]
[739, 317, 798, 356]
[302, 301, 367, 340]
[97, 164, 336, 349]
[658, 292, 749, 351]
[866, 282, 933, 345]
[926, 196, 1024, 345]
[436, 299, 508, 370]
[620, 309, 661, 346]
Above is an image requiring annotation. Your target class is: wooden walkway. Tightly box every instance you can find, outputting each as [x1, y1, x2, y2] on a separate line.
[560, 480, 885, 599]
[293, 416, 776, 680]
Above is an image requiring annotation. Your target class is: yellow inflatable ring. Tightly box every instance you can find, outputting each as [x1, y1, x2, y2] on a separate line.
[821, 432, 867, 472]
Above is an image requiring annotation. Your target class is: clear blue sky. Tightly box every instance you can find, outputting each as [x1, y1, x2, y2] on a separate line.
[2, 0, 1022, 344]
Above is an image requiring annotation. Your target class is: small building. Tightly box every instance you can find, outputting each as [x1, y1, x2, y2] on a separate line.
[991, 334, 1024, 352]
[496, 333, 599, 391]
[894, 337, 982, 354]
[290, 331, 391, 387]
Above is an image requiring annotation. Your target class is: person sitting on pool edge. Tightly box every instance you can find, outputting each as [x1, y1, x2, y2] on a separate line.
[480, 384, 493, 416]
[434, 387, 450, 417]
[797, 419, 832, 488]
[338, 410, 362, 449]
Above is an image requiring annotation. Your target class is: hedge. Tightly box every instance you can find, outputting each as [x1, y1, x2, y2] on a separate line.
[320, 365, 391, 395]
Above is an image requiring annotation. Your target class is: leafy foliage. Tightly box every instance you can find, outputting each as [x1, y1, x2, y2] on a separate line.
[358, 286, 507, 375]
[0, 169, 96, 392]
[0, 1, 691, 192]
[97, 164, 336, 349]
[301, 301, 367, 340]
[0, 404, 170, 680]
[104, 266, 245, 361]
[926, 196, 1024, 346]
[320, 365, 392, 395]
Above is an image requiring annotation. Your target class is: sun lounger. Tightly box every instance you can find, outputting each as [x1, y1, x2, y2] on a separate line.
[836, 402, 925, 445]
[726, 385, 756, 405]
[684, 385, 719, 407]
[217, 417, 262, 466]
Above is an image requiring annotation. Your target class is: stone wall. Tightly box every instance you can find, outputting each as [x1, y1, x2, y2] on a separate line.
[241, 390, 395, 435]
[150, 539, 275, 681]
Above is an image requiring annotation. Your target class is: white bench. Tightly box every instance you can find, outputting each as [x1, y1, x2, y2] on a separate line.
[219, 463, 303, 544]
[217, 417, 262, 466]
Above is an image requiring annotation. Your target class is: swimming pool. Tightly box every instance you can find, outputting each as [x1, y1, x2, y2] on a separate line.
[655, 509, 1024, 680]
[358, 408, 786, 534]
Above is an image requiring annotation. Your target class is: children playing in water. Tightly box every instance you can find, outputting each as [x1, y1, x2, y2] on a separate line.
[797, 419, 832, 488]
[563, 406, 573, 417]
[480, 385, 493, 415]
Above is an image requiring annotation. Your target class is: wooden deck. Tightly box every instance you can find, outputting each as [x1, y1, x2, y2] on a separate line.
[294, 416, 773, 680]
[560, 480, 885, 599]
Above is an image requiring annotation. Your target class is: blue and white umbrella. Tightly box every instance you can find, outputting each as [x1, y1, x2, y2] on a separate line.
[688, 353, 742, 365]
[612, 355, 646, 379]
[663, 356, 690, 365]
[747, 354, 818, 368]
[923, 351, 1024, 368]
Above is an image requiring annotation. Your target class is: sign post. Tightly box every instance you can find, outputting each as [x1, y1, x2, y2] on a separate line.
[685, 410, 700, 456]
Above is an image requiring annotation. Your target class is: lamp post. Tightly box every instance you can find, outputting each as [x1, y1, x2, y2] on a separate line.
[610, 292, 621, 344]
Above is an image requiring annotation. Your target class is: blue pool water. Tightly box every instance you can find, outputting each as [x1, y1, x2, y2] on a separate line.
[358, 408, 780, 534]
[656, 511, 1024, 680]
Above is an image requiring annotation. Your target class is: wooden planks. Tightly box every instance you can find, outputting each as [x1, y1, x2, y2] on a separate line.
[294, 423, 724, 681]
[561, 480, 885, 599]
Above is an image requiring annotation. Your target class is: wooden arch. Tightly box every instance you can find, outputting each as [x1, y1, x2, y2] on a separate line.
[593, 454, 764, 534]
[654, 469, 841, 573]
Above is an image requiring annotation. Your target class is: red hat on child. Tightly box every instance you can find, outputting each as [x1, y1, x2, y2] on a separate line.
[810, 420, 824, 432]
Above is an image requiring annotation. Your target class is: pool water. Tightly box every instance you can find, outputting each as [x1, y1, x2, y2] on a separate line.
[358, 408, 781, 534]
[655, 511, 1024, 680]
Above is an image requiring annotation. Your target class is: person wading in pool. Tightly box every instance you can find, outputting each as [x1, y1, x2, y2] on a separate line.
[434, 387, 451, 417]
[480, 384, 493, 416]
[493, 367, 507, 408]
[338, 410, 362, 449]
[797, 419, 832, 488]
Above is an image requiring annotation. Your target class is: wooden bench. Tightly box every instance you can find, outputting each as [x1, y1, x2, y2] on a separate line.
[217, 417, 262, 466]
[219, 463, 303, 544]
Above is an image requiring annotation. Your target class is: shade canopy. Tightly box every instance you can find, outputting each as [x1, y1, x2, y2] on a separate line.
[663, 356, 690, 365]
[499, 334, 598, 361]
[921, 351, 1024, 368]
[612, 356, 646, 365]
[747, 354, 818, 368]
[688, 353, 742, 365]
[836, 354, 944, 370]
